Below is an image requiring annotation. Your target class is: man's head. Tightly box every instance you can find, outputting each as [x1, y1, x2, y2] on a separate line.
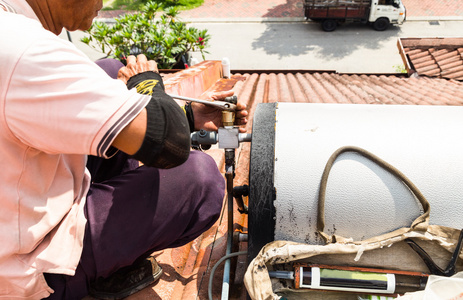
[26, 0, 103, 35]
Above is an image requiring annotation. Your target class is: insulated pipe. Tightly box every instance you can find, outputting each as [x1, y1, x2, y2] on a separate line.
[221, 168, 234, 300]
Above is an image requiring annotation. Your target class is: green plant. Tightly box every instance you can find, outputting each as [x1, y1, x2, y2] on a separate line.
[393, 64, 407, 74]
[104, 0, 204, 11]
[81, 1, 210, 69]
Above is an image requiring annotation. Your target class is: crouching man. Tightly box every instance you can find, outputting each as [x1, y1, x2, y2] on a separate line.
[0, 0, 248, 298]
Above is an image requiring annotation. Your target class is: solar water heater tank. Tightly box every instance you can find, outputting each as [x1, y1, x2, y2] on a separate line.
[248, 102, 463, 260]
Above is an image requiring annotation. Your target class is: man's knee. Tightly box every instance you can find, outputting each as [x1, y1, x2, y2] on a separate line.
[187, 151, 225, 191]
[95, 58, 124, 79]
[191, 152, 225, 206]
[176, 151, 225, 241]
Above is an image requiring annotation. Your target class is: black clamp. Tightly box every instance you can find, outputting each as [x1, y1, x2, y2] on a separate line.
[233, 185, 249, 214]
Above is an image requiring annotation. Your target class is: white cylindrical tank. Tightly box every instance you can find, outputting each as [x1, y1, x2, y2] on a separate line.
[248, 102, 463, 257]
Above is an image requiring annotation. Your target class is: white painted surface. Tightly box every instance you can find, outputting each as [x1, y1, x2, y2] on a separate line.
[273, 103, 463, 244]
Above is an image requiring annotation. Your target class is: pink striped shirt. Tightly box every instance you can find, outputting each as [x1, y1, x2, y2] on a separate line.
[0, 1, 150, 298]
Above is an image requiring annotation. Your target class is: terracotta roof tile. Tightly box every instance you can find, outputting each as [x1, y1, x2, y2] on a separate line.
[399, 38, 463, 81]
[235, 71, 463, 106]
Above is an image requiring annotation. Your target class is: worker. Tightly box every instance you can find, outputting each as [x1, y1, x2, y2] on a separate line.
[0, 0, 248, 299]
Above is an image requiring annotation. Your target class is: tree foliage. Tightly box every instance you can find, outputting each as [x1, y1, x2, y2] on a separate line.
[82, 1, 210, 69]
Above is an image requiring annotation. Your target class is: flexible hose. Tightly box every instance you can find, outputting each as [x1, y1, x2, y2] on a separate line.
[317, 146, 431, 243]
[208, 251, 247, 300]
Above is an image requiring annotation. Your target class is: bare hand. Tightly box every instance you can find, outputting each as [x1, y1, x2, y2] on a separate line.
[191, 90, 248, 133]
[117, 54, 159, 84]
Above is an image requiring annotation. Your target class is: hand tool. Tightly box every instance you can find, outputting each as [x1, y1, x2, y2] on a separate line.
[168, 94, 238, 112]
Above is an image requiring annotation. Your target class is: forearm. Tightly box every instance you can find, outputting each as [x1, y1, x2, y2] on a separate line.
[114, 71, 191, 169]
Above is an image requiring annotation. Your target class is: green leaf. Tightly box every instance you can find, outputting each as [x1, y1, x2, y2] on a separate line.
[82, 0, 210, 68]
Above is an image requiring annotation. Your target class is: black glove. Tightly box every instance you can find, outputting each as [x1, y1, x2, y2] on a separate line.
[127, 71, 190, 169]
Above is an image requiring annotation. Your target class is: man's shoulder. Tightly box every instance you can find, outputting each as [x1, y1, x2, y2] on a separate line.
[0, 12, 82, 93]
[0, 12, 73, 67]
[0, 10, 40, 27]
[0, 12, 55, 46]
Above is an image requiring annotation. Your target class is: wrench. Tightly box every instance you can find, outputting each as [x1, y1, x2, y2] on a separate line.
[168, 94, 237, 112]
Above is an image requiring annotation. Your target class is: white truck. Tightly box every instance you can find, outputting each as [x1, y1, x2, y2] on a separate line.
[304, 0, 406, 32]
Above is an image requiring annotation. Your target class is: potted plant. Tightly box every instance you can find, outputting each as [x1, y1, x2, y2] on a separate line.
[81, 1, 210, 69]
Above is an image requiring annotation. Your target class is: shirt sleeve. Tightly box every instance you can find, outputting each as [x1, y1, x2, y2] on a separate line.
[4, 36, 150, 157]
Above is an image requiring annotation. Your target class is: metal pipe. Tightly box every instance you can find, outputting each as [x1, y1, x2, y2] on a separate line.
[168, 94, 237, 112]
[221, 149, 235, 300]
[239, 233, 248, 242]
[208, 251, 247, 300]
[238, 133, 252, 143]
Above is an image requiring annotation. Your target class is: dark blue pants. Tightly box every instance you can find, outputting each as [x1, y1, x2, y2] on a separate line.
[44, 60, 225, 299]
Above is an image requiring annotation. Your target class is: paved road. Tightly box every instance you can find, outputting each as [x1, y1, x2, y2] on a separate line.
[64, 19, 463, 74]
[187, 20, 463, 73]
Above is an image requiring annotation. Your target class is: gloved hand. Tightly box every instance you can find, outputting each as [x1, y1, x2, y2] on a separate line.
[117, 54, 190, 169]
